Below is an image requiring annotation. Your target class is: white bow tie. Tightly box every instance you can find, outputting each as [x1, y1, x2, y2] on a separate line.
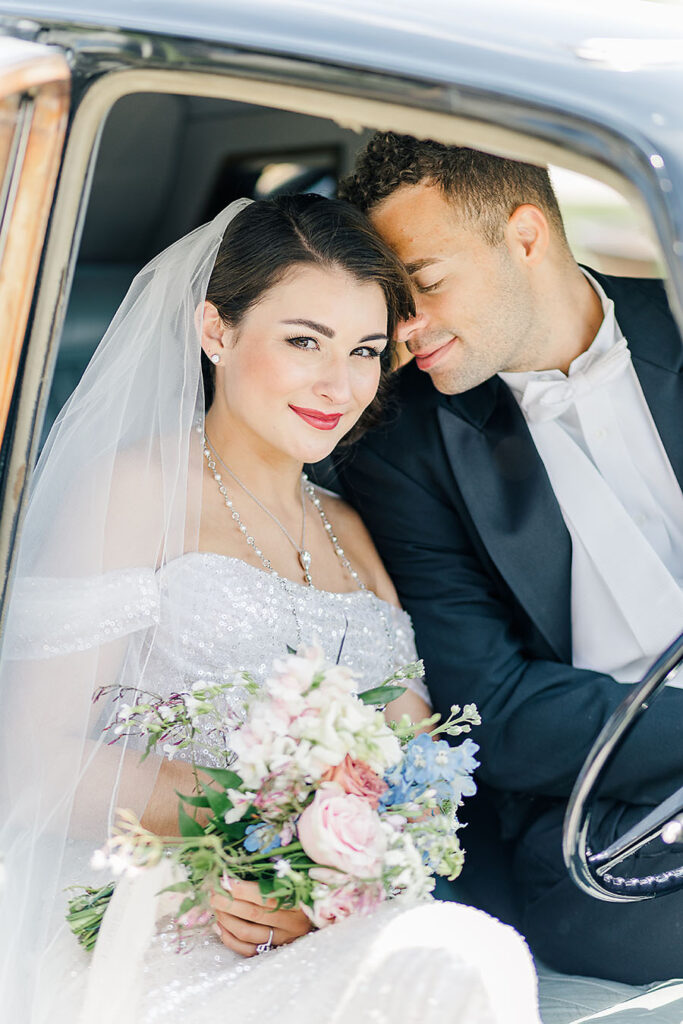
[520, 338, 632, 423]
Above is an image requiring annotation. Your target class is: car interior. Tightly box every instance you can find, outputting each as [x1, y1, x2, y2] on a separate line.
[41, 87, 679, 1023]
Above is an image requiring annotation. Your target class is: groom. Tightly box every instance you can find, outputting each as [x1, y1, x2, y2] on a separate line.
[336, 132, 683, 984]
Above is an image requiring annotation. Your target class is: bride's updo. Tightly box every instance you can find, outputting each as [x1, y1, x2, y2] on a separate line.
[202, 193, 414, 440]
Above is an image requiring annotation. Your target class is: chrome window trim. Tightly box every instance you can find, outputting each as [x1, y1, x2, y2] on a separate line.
[2, 51, 681, 624]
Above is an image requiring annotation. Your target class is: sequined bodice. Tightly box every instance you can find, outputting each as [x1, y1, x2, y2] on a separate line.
[8, 552, 428, 768]
[140, 553, 427, 766]
[146, 552, 423, 694]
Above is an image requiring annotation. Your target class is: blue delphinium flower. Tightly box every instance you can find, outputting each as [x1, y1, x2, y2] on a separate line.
[243, 822, 282, 855]
[381, 734, 480, 809]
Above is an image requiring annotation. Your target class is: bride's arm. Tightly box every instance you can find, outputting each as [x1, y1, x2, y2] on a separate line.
[382, 687, 432, 729]
[138, 757, 210, 835]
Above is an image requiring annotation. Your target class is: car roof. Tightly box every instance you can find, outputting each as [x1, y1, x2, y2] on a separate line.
[1, 0, 682, 76]
[1, 0, 683, 169]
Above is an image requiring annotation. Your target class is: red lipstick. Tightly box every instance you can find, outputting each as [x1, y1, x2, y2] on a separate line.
[289, 405, 342, 431]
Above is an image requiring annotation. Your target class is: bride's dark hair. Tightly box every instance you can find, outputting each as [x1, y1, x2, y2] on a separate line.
[202, 192, 414, 441]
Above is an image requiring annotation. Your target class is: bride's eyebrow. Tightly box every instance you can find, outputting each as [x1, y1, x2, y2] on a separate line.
[281, 320, 387, 345]
[281, 318, 334, 337]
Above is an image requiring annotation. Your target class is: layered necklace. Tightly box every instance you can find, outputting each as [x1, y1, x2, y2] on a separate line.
[203, 435, 314, 584]
[202, 434, 394, 657]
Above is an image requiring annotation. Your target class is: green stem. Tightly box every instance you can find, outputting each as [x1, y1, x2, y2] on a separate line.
[237, 841, 304, 865]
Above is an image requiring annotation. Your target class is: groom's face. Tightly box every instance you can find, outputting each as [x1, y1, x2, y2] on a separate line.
[370, 182, 534, 394]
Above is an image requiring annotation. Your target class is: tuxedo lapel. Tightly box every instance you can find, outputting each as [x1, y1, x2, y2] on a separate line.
[437, 379, 572, 663]
[632, 356, 683, 486]
[591, 271, 683, 488]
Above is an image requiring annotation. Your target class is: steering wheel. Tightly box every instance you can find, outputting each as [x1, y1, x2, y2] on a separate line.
[563, 631, 683, 903]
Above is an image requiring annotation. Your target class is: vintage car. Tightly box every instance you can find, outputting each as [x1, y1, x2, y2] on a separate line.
[0, 1, 682, 1020]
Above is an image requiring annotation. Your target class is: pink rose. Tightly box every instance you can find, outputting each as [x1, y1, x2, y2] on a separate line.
[321, 755, 387, 809]
[303, 867, 385, 928]
[297, 783, 386, 878]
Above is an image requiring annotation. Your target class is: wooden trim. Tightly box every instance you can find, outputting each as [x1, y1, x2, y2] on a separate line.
[0, 56, 70, 448]
[0, 44, 70, 96]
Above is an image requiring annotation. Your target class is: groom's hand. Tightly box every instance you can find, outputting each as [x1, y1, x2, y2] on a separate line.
[210, 878, 312, 957]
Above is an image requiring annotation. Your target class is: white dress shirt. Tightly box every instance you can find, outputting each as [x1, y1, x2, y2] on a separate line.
[499, 270, 683, 685]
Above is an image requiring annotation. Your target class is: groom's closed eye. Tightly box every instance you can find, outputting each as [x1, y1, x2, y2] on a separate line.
[414, 279, 445, 294]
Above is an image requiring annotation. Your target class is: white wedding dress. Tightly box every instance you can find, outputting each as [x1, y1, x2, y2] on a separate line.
[34, 553, 541, 1024]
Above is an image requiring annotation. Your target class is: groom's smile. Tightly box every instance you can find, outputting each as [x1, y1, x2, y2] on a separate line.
[412, 337, 459, 372]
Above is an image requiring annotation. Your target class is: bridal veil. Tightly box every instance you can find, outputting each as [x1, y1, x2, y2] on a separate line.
[0, 198, 252, 1021]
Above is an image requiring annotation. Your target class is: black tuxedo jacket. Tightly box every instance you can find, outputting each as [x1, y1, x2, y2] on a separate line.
[338, 271, 683, 840]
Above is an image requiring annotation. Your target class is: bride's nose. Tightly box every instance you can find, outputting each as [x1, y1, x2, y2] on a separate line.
[313, 356, 353, 406]
[395, 310, 428, 345]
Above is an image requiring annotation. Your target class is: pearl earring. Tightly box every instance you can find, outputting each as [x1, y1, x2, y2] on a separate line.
[210, 354, 220, 365]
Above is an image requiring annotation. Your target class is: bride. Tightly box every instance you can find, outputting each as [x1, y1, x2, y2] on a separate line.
[0, 195, 540, 1023]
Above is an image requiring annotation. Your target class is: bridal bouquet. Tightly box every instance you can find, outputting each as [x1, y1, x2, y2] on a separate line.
[67, 647, 479, 949]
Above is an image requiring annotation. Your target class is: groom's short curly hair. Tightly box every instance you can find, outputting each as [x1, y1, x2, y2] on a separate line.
[339, 132, 567, 247]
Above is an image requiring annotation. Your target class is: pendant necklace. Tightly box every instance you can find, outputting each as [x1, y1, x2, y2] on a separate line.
[204, 434, 313, 584]
[202, 435, 395, 663]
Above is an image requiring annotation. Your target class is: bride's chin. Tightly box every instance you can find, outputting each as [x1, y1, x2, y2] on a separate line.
[291, 441, 341, 466]
[286, 427, 356, 465]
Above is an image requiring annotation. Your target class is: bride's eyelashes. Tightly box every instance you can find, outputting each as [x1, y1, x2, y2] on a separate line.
[286, 334, 319, 350]
[284, 335, 382, 359]
[351, 345, 382, 359]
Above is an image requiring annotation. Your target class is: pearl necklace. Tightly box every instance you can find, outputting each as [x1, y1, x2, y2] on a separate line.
[201, 439, 396, 663]
[205, 434, 313, 583]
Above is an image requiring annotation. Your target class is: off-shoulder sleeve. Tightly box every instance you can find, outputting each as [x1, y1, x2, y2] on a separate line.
[4, 568, 159, 660]
[389, 605, 432, 707]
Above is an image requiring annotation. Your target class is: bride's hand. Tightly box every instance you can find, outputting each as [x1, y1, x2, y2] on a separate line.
[210, 878, 313, 957]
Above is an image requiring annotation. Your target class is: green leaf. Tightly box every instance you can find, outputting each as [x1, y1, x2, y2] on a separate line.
[200, 767, 243, 789]
[201, 782, 230, 819]
[258, 876, 292, 902]
[178, 803, 205, 837]
[161, 880, 194, 894]
[358, 684, 407, 705]
[213, 820, 249, 841]
[258, 876, 277, 897]
[286, 644, 296, 655]
[175, 790, 211, 808]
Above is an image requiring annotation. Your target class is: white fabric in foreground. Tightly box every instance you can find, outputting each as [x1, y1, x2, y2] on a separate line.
[78, 859, 181, 1024]
[54, 880, 540, 1024]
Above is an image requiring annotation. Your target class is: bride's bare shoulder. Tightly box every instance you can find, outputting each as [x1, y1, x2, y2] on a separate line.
[316, 488, 400, 608]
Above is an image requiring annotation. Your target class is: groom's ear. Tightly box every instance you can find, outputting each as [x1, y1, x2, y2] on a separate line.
[506, 204, 549, 267]
[199, 301, 230, 359]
